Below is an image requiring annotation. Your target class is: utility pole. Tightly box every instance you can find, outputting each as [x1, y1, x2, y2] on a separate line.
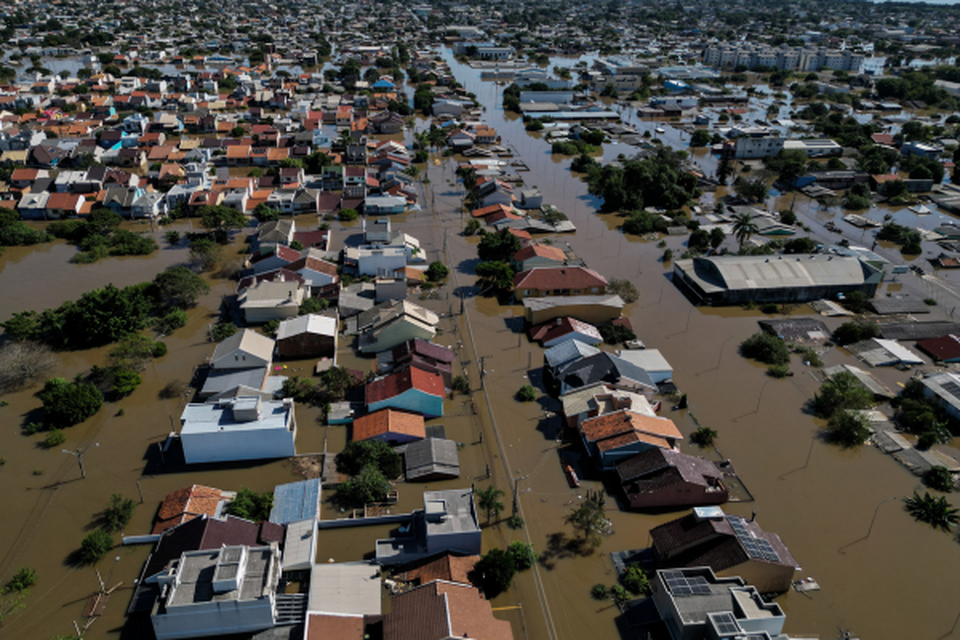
[62, 442, 99, 479]
[512, 475, 529, 518]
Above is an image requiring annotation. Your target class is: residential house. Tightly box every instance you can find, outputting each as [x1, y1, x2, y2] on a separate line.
[366, 366, 445, 418]
[210, 329, 274, 370]
[179, 397, 297, 464]
[615, 448, 728, 510]
[250, 245, 303, 275]
[103, 185, 145, 217]
[404, 438, 461, 481]
[380, 339, 455, 387]
[269, 478, 322, 525]
[558, 351, 659, 397]
[352, 408, 426, 445]
[9, 168, 48, 190]
[616, 348, 674, 383]
[17, 191, 50, 220]
[43, 192, 82, 219]
[650, 508, 800, 594]
[358, 301, 440, 354]
[376, 490, 481, 565]
[383, 580, 513, 640]
[364, 194, 407, 215]
[151, 485, 231, 535]
[512, 244, 568, 271]
[579, 409, 682, 468]
[257, 219, 296, 248]
[275, 314, 338, 359]
[561, 383, 657, 431]
[150, 545, 282, 640]
[544, 340, 602, 383]
[476, 178, 515, 208]
[132, 191, 165, 219]
[651, 567, 786, 640]
[285, 253, 340, 289]
[529, 317, 603, 348]
[523, 294, 627, 325]
[513, 267, 608, 301]
[920, 372, 960, 422]
[518, 187, 542, 209]
[238, 280, 307, 324]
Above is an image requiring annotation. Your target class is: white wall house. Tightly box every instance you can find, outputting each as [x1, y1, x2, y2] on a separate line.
[180, 398, 296, 464]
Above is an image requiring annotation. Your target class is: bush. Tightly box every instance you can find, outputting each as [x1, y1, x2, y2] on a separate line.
[590, 584, 610, 600]
[767, 364, 790, 378]
[4, 567, 36, 593]
[79, 529, 113, 564]
[426, 261, 449, 282]
[832, 320, 879, 346]
[611, 583, 629, 603]
[506, 515, 524, 529]
[335, 464, 391, 507]
[598, 323, 636, 345]
[516, 385, 537, 402]
[464, 219, 482, 236]
[336, 440, 402, 478]
[923, 466, 955, 492]
[740, 332, 790, 365]
[157, 309, 188, 334]
[300, 297, 329, 315]
[103, 494, 136, 532]
[39, 377, 103, 427]
[690, 426, 717, 447]
[210, 322, 238, 341]
[825, 410, 872, 447]
[451, 375, 470, 394]
[507, 541, 537, 570]
[471, 548, 516, 598]
[43, 429, 66, 448]
[225, 487, 274, 522]
[620, 564, 650, 596]
[607, 279, 639, 303]
[338, 208, 359, 221]
[152, 341, 168, 358]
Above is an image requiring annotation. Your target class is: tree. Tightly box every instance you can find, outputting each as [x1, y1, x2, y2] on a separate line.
[154, 266, 210, 309]
[318, 366, 355, 402]
[39, 377, 103, 427]
[335, 440, 402, 478]
[709, 227, 726, 249]
[690, 129, 711, 148]
[476, 485, 505, 524]
[338, 208, 359, 221]
[516, 385, 537, 402]
[477, 229, 521, 262]
[688, 228, 711, 252]
[0, 342, 57, 391]
[475, 261, 516, 295]
[4, 568, 36, 594]
[733, 177, 768, 204]
[471, 548, 516, 598]
[763, 149, 808, 185]
[507, 541, 537, 570]
[426, 261, 449, 282]
[211, 322, 238, 342]
[690, 426, 718, 447]
[189, 237, 223, 272]
[832, 320, 880, 345]
[923, 466, 955, 493]
[813, 371, 874, 418]
[253, 203, 280, 223]
[79, 529, 113, 564]
[783, 237, 818, 254]
[108, 334, 161, 372]
[565, 491, 607, 551]
[103, 494, 136, 532]
[731, 212, 759, 249]
[335, 465, 391, 507]
[740, 333, 790, 365]
[299, 297, 329, 315]
[225, 487, 274, 522]
[620, 563, 650, 596]
[199, 205, 247, 243]
[825, 410, 872, 447]
[903, 492, 959, 531]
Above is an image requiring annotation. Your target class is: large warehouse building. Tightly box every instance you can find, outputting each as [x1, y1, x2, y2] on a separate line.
[673, 254, 882, 305]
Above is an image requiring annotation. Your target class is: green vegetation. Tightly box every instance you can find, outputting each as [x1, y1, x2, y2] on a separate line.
[48, 210, 157, 263]
[731, 213, 759, 249]
[591, 584, 610, 600]
[199, 205, 248, 244]
[471, 548, 516, 598]
[451, 375, 470, 394]
[339, 208, 359, 221]
[564, 490, 607, 550]
[763, 149, 809, 185]
[580, 147, 700, 212]
[335, 440, 402, 479]
[158, 309, 188, 334]
[335, 465, 391, 507]
[299, 297, 329, 315]
[607, 279, 639, 303]
[39, 377, 103, 428]
[598, 322, 636, 345]
[79, 529, 113, 564]
[0, 209, 52, 248]
[739, 332, 790, 366]
[620, 563, 651, 596]
[507, 540, 538, 570]
[4, 567, 36, 594]
[464, 219, 482, 235]
[767, 363, 790, 378]
[43, 429, 66, 448]
[210, 322, 238, 342]
[478, 228, 521, 262]
[923, 466, 955, 493]
[843, 182, 872, 210]
[516, 384, 537, 402]
[690, 426, 718, 447]
[733, 177, 769, 204]
[832, 320, 880, 345]
[825, 410, 872, 447]
[475, 261, 516, 295]
[426, 261, 449, 282]
[102, 494, 136, 532]
[476, 485, 505, 525]
[877, 222, 922, 255]
[813, 371, 873, 418]
[189, 237, 223, 272]
[903, 492, 959, 531]
[154, 266, 210, 309]
[224, 487, 274, 522]
[783, 237, 818, 254]
[690, 129, 711, 147]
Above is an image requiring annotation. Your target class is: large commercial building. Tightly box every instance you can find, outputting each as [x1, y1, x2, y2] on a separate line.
[703, 44, 864, 72]
[673, 254, 881, 305]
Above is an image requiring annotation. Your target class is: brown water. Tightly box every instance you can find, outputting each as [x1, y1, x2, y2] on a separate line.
[1, 52, 959, 640]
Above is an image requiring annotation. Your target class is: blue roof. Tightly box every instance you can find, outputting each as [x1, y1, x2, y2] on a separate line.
[269, 478, 321, 524]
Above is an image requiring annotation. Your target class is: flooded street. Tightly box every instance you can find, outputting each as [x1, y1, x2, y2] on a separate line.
[0, 48, 958, 640]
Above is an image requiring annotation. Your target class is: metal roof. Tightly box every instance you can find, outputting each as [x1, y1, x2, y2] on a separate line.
[695, 254, 866, 292]
[405, 438, 460, 481]
[308, 562, 382, 616]
[270, 478, 321, 524]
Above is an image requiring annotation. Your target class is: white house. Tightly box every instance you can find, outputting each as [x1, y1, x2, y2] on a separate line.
[210, 329, 274, 370]
[179, 397, 297, 464]
[238, 280, 307, 324]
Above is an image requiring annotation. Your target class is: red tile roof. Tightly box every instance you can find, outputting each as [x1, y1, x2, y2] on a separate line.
[396, 553, 480, 586]
[365, 366, 445, 404]
[581, 410, 682, 453]
[529, 317, 601, 345]
[916, 335, 960, 361]
[513, 243, 567, 264]
[513, 267, 608, 291]
[306, 613, 365, 640]
[152, 484, 224, 534]
[352, 408, 426, 442]
[385, 580, 513, 640]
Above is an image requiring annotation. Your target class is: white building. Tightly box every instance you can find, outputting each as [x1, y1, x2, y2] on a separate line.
[179, 397, 297, 464]
[151, 545, 280, 640]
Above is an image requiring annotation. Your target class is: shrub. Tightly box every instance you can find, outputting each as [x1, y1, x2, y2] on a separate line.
[507, 541, 537, 570]
[923, 466, 955, 493]
[43, 429, 66, 448]
[690, 426, 717, 447]
[300, 297, 329, 315]
[591, 584, 610, 600]
[464, 219, 482, 236]
[157, 309, 188, 334]
[506, 515, 525, 529]
[210, 322, 238, 341]
[740, 332, 790, 365]
[620, 564, 650, 596]
[335, 464, 391, 507]
[451, 375, 470, 394]
[338, 208, 359, 221]
[825, 410, 872, 447]
[39, 377, 103, 427]
[103, 494, 136, 532]
[152, 341, 168, 358]
[426, 261, 449, 282]
[224, 487, 273, 522]
[336, 440, 402, 478]
[767, 364, 790, 378]
[516, 385, 537, 402]
[611, 583, 629, 603]
[607, 279, 639, 303]
[79, 529, 113, 563]
[598, 323, 636, 345]
[4, 567, 36, 593]
[0, 342, 57, 392]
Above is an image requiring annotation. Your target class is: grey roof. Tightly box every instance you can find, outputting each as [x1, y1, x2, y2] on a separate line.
[423, 489, 479, 537]
[211, 328, 276, 367]
[524, 294, 625, 312]
[307, 562, 382, 616]
[167, 546, 276, 607]
[869, 296, 931, 315]
[822, 364, 894, 398]
[405, 438, 460, 481]
[880, 321, 960, 341]
[758, 317, 831, 343]
[276, 314, 337, 341]
[680, 254, 867, 294]
[559, 352, 657, 390]
[270, 478, 321, 524]
[544, 339, 602, 370]
[200, 366, 268, 397]
[180, 398, 292, 435]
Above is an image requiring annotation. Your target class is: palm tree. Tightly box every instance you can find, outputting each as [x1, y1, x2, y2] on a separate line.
[731, 212, 759, 251]
[904, 491, 960, 531]
[476, 485, 505, 525]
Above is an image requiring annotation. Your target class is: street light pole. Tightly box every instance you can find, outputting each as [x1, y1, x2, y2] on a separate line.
[62, 442, 99, 479]
[512, 474, 529, 519]
[838, 496, 898, 554]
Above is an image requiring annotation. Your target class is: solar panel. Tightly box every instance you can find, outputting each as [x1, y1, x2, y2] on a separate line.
[712, 612, 741, 636]
[942, 380, 960, 403]
[726, 516, 781, 564]
[662, 571, 713, 597]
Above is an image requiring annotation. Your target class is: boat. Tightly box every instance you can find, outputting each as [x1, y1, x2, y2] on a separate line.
[562, 462, 580, 488]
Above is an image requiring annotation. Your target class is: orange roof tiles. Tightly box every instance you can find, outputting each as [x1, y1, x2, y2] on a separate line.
[152, 484, 224, 534]
[352, 408, 426, 442]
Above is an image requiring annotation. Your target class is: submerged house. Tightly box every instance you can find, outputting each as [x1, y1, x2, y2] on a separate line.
[365, 366, 445, 418]
[179, 398, 297, 464]
[615, 448, 728, 510]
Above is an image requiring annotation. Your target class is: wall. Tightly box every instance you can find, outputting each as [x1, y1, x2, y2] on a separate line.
[182, 424, 296, 464]
[277, 333, 336, 359]
[627, 480, 728, 510]
[152, 596, 275, 640]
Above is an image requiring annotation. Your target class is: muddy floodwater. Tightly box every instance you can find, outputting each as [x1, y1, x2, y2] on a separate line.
[0, 48, 958, 640]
